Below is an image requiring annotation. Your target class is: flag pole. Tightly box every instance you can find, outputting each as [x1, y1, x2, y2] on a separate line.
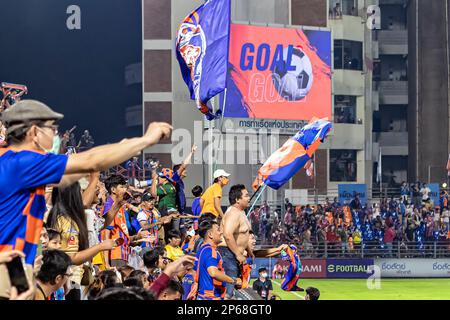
[379, 147, 382, 197]
[213, 89, 228, 172]
[247, 184, 268, 218]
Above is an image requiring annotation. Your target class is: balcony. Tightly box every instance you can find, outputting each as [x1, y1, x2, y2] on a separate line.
[378, 30, 408, 55]
[333, 69, 365, 95]
[378, 81, 408, 104]
[326, 123, 365, 150]
[329, 15, 364, 42]
[379, 0, 407, 5]
[373, 132, 408, 156]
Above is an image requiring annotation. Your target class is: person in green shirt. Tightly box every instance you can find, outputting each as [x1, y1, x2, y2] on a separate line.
[151, 168, 180, 241]
[151, 168, 177, 212]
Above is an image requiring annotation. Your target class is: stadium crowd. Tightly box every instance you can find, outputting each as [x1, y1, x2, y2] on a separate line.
[249, 184, 450, 258]
[0, 99, 323, 301]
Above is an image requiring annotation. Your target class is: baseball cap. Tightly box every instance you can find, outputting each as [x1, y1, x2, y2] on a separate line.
[213, 169, 231, 179]
[1, 100, 63, 124]
[142, 193, 155, 202]
[158, 168, 174, 182]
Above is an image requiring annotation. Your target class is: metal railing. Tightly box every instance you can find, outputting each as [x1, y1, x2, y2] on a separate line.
[258, 241, 450, 259]
[103, 165, 151, 182]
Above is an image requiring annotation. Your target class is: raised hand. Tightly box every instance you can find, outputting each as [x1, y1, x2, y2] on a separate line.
[144, 122, 173, 146]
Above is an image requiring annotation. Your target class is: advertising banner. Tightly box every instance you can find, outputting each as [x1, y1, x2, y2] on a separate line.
[275, 258, 326, 279]
[428, 183, 440, 205]
[338, 184, 367, 206]
[299, 259, 327, 278]
[250, 258, 274, 279]
[222, 24, 332, 121]
[375, 259, 450, 278]
[326, 259, 374, 278]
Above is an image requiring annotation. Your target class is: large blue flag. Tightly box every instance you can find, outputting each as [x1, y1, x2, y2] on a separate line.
[176, 0, 230, 121]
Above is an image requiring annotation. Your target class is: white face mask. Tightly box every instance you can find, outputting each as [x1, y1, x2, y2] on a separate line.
[36, 127, 55, 153]
[187, 230, 195, 237]
[261, 273, 267, 278]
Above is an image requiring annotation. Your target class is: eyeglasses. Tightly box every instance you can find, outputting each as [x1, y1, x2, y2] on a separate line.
[39, 124, 59, 135]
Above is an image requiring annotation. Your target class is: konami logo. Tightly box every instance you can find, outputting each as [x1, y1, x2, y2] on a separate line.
[299, 259, 327, 278]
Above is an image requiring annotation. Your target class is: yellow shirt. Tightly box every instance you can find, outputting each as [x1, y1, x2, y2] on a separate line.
[165, 245, 184, 261]
[55, 216, 83, 284]
[200, 183, 222, 217]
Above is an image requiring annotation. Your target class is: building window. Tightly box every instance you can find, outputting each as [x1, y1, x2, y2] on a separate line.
[329, 0, 357, 19]
[330, 150, 357, 182]
[334, 95, 356, 124]
[334, 40, 363, 71]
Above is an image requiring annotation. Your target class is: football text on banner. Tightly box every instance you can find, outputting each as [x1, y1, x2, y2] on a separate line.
[326, 259, 374, 279]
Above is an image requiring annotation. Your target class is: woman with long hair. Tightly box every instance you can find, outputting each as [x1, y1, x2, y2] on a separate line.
[47, 182, 116, 300]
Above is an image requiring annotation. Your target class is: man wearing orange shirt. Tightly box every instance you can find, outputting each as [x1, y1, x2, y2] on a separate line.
[102, 175, 149, 268]
[200, 169, 230, 219]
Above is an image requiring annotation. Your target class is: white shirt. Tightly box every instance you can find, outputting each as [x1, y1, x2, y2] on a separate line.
[443, 211, 450, 223]
[85, 209, 99, 247]
[420, 187, 431, 200]
[137, 210, 149, 223]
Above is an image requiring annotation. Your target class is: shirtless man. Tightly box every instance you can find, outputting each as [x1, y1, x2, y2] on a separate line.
[218, 184, 253, 299]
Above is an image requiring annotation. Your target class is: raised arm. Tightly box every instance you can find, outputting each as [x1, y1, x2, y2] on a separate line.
[150, 171, 159, 198]
[53, 173, 87, 188]
[102, 198, 125, 229]
[82, 172, 100, 208]
[64, 122, 172, 175]
[177, 145, 197, 175]
[68, 239, 115, 266]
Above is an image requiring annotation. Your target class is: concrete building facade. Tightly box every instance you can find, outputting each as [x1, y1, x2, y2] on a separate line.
[141, 0, 450, 206]
[141, 0, 378, 206]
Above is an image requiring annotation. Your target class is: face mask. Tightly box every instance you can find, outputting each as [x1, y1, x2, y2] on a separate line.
[48, 135, 61, 154]
[35, 127, 55, 153]
[187, 230, 195, 237]
[261, 273, 267, 278]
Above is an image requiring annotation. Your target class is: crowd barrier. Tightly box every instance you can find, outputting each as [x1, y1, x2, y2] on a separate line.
[251, 257, 450, 279]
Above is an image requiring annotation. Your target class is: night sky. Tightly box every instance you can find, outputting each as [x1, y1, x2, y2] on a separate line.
[0, 0, 142, 145]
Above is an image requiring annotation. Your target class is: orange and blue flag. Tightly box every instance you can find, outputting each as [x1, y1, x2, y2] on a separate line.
[280, 245, 302, 292]
[253, 118, 332, 190]
[176, 0, 231, 121]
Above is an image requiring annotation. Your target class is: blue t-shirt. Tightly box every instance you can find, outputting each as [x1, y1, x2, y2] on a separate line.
[194, 244, 226, 300]
[192, 197, 201, 216]
[0, 149, 68, 265]
[172, 171, 186, 213]
[182, 273, 194, 300]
